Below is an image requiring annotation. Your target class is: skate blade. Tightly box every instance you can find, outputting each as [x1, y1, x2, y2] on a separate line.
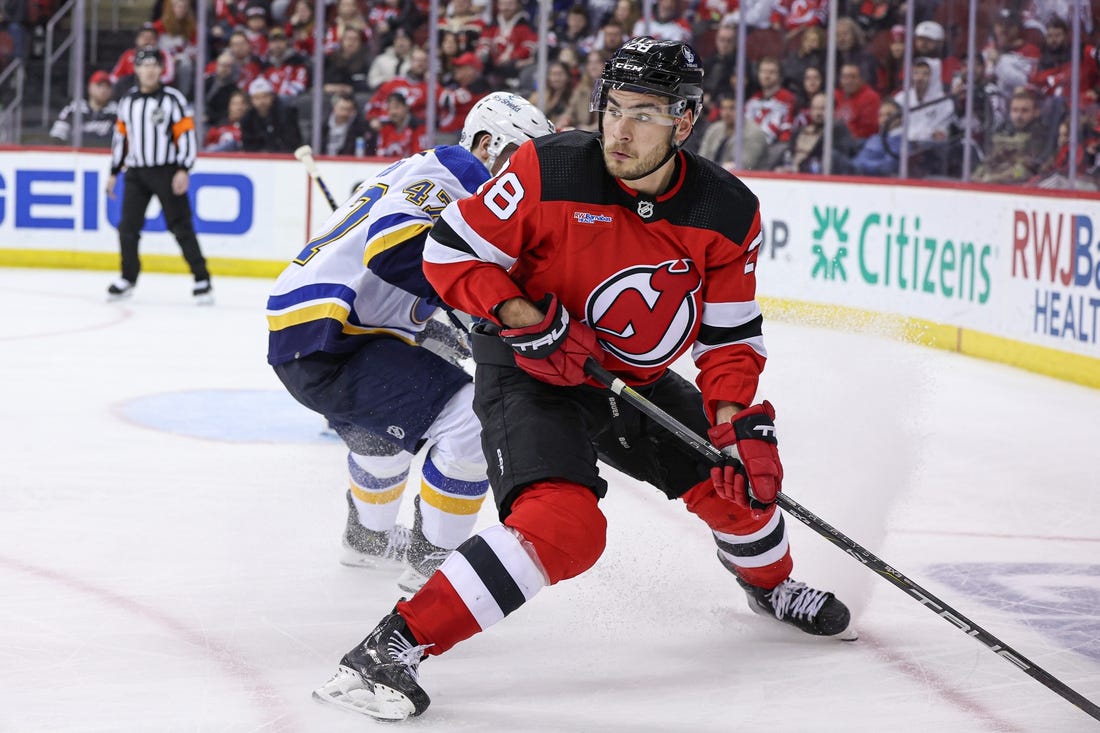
[396, 567, 431, 594]
[339, 544, 406, 571]
[106, 291, 133, 302]
[312, 666, 415, 721]
[193, 294, 215, 306]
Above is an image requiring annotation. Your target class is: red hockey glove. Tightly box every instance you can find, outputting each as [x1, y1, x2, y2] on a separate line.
[499, 294, 605, 386]
[706, 401, 782, 511]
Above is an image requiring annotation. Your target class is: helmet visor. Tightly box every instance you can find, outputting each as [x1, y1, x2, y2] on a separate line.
[589, 79, 686, 126]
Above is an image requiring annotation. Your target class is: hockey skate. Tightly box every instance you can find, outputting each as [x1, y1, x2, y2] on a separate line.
[397, 496, 452, 594]
[720, 553, 854, 638]
[192, 279, 214, 305]
[313, 608, 432, 721]
[341, 490, 411, 569]
[735, 571, 856, 640]
[106, 277, 134, 300]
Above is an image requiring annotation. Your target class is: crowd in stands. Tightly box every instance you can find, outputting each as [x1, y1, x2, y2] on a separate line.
[20, 0, 1100, 187]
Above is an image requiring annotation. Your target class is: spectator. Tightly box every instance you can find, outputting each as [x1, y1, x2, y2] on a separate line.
[972, 86, 1055, 184]
[1029, 16, 1099, 104]
[717, 0, 778, 32]
[208, 29, 263, 92]
[323, 25, 373, 98]
[912, 21, 961, 92]
[593, 19, 626, 53]
[982, 10, 1041, 117]
[781, 24, 825, 97]
[367, 26, 413, 91]
[745, 56, 797, 167]
[848, 98, 904, 176]
[777, 91, 859, 173]
[110, 23, 177, 94]
[323, 0, 370, 54]
[834, 16, 880, 95]
[241, 76, 304, 152]
[561, 48, 608, 130]
[608, 0, 639, 39]
[261, 26, 309, 100]
[204, 89, 249, 151]
[439, 51, 490, 138]
[698, 93, 770, 169]
[631, 0, 692, 43]
[879, 24, 906, 95]
[154, 0, 198, 98]
[703, 22, 738, 102]
[437, 30, 462, 86]
[791, 65, 823, 126]
[285, 0, 316, 57]
[476, 0, 538, 87]
[1037, 16, 1070, 72]
[439, 0, 485, 53]
[321, 92, 376, 155]
[894, 58, 955, 172]
[203, 51, 240, 125]
[372, 91, 429, 157]
[242, 3, 271, 58]
[1030, 118, 1100, 190]
[835, 61, 882, 141]
[772, 0, 826, 36]
[370, 0, 422, 50]
[528, 59, 575, 126]
[853, 0, 900, 37]
[367, 47, 430, 120]
[557, 3, 595, 55]
[50, 70, 118, 147]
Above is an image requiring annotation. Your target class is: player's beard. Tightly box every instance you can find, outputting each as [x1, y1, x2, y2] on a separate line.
[602, 134, 676, 181]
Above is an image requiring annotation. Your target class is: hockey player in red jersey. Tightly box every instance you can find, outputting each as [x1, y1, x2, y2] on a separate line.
[312, 37, 854, 722]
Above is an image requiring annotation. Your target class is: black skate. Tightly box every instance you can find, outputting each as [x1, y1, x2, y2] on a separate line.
[106, 277, 134, 300]
[735, 573, 856, 639]
[397, 496, 452, 594]
[312, 609, 432, 721]
[192, 279, 214, 305]
[341, 490, 411, 569]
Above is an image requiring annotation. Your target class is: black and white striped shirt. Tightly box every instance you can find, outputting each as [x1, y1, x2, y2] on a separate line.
[110, 84, 197, 174]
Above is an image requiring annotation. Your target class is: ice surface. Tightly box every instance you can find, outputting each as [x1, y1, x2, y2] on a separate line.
[1, 269, 1097, 732]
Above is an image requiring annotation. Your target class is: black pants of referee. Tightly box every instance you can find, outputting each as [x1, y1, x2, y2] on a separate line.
[118, 166, 210, 284]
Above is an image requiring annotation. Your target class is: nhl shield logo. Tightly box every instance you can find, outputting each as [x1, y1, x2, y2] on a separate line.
[637, 200, 654, 219]
[151, 107, 166, 126]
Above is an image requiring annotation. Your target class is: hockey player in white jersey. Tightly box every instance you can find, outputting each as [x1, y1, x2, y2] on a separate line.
[266, 92, 555, 592]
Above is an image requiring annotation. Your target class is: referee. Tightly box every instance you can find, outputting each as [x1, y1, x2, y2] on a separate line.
[107, 46, 213, 303]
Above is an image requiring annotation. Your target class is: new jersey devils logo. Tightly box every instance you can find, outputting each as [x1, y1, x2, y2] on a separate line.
[587, 259, 701, 367]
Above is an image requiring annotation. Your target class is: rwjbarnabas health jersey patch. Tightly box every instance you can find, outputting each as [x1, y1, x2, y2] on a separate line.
[587, 259, 701, 367]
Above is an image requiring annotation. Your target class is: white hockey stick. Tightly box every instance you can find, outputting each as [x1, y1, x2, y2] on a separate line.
[294, 144, 339, 211]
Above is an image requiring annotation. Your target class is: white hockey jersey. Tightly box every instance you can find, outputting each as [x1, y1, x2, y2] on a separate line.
[267, 145, 490, 365]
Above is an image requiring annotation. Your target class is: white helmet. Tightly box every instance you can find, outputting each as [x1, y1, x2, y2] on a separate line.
[460, 91, 555, 171]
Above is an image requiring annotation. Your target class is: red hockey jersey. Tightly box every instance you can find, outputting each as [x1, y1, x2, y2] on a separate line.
[423, 131, 767, 417]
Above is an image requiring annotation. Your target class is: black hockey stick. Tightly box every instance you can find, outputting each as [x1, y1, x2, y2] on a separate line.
[583, 358, 1100, 724]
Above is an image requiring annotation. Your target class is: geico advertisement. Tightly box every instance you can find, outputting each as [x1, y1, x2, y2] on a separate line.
[0, 150, 313, 258]
[749, 178, 1100, 356]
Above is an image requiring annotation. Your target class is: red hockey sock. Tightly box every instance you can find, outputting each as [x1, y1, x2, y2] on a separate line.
[681, 479, 792, 588]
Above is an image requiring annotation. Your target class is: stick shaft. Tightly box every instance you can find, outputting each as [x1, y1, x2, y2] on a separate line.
[583, 358, 1100, 722]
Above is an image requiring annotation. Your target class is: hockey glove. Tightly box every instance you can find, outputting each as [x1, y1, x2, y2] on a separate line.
[706, 401, 782, 512]
[499, 294, 605, 386]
